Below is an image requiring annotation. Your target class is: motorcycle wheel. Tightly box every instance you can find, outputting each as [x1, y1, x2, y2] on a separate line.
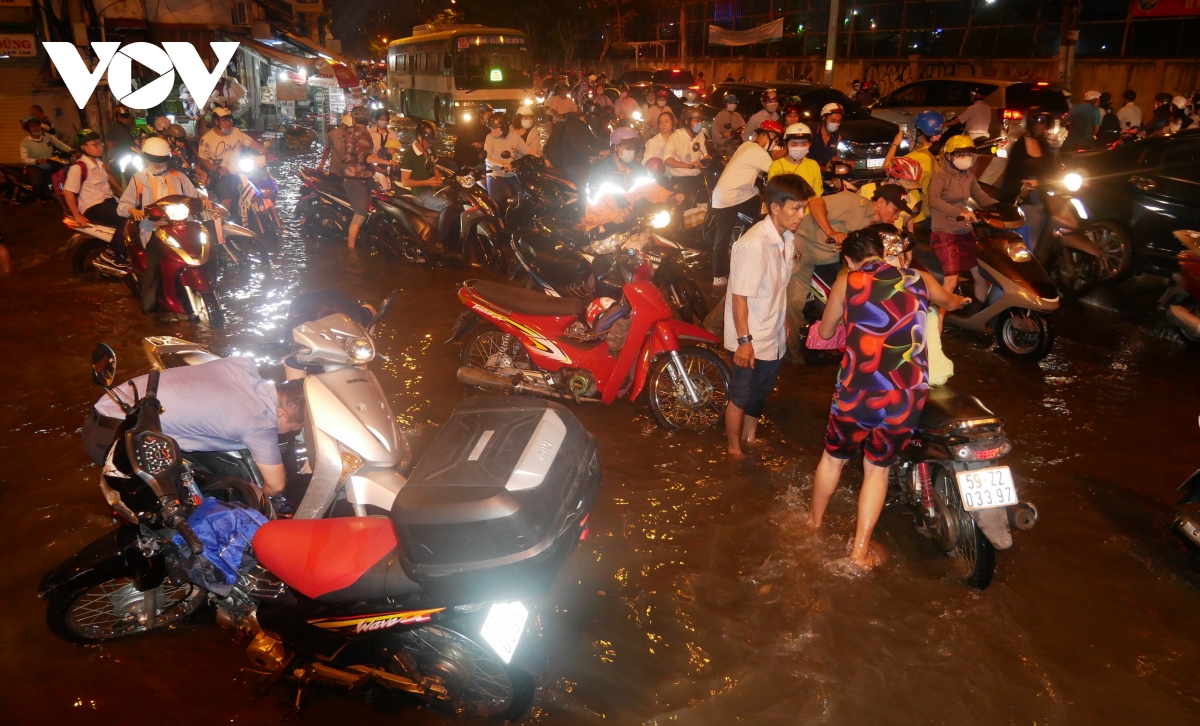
[371, 218, 424, 263]
[994, 309, 1054, 361]
[200, 291, 226, 329]
[665, 278, 709, 325]
[72, 238, 114, 281]
[646, 346, 731, 431]
[46, 574, 206, 644]
[1051, 246, 1098, 298]
[1085, 221, 1133, 284]
[389, 625, 533, 719]
[460, 324, 536, 391]
[930, 466, 996, 590]
[303, 205, 345, 243]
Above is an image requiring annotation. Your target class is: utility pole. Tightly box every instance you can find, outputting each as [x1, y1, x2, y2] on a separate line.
[1060, 0, 1080, 94]
[824, 0, 840, 85]
[680, 5, 687, 62]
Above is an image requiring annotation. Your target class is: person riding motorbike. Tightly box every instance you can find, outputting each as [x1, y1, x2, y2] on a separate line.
[582, 128, 683, 231]
[547, 108, 608, 218]
[768, 122, 823, 199]
[713, 92, 746, 147]
[809, 103, 845, 166]
[117, 137, 214, 316]
[399, 119, 454, 248]
[453, 103, 493, 168]
[198, 106, 266, 211]
[945, 88, 994, 140]
[84, 356, 305, 509]
[782, 102, 802, 129]
[928, 134, 998, 312]
[645, 89, 673, 136]
[163, 124, 195, 175]
[614, 84, 641, 121]
[544, 84, 578, 125]
[62, 130, 124, 238]
[645, 109, 677, 163]
[105, 105, 138, 167]
[513, 105, 543, 156]
[484, 112, 530, 219]
[906, 110, 945, 229]
[743, 88, 781, 143]
[152, 115, 173, 138]
[710, 119, 785, 286]
[663, 107, 711, 205]
[18, 115, 70, 202]
[998, 106, 1059, 250]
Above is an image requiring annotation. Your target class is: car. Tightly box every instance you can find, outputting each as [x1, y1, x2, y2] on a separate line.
[702, 81, 900, 179]
[871, 78, 1070, 146]
[1063, 129, 1200, 282]
[653, 68, 702, 103]
[616, 67, 659, 92]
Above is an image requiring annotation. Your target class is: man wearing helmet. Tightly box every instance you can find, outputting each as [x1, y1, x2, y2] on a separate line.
[484, 112, 531, 213]
[768, 123, 823, 199]
[546, 106, 607, 217]
[809, 102, 845, 165]
[587, 127, 646, 204]
[105, 105, 138, 162]
[62, 130, 123, 232]
[163, 125, 195, 173]
[907, 110, 945, 228]
[18, 115, 70, 201]
[663, 107, 712, 203]
[713, 93, 745, 147]
[857, 155, 923, 232]
[928, 134, 997, 309]
[319, 114, 352, 176]
[117, 136, 210, 314]
[198, 106, 266, 211]
[742, 88, 781, 143]
[342, 105, 398, 250]
[946, 87, 994, 140]
[545, 84, 578, 124]
[400, 119, 454, 246]
[453, 103, 492, 167]
[1063, 90, 1102, 151]
[710, 118, 785, 286]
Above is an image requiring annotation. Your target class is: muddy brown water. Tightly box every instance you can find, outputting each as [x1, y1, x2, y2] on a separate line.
[1, 151, 1198, 724]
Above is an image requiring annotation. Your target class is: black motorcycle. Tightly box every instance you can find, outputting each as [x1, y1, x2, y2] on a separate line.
[40, 344, 601, 719]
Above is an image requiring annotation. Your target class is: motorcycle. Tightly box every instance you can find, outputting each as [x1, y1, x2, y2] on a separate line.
[1025, 172, 1129, 297]
[448, 252, 731, 431]
[890, 386, 1039, 589]
[231, 147, 282, 237]
[1161, 229, 1200, 348]
[1, 162, 36, 203]
[41, 343, 601, 718]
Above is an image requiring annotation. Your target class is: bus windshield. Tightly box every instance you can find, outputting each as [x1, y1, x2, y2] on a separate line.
[454, 35, 530, 90]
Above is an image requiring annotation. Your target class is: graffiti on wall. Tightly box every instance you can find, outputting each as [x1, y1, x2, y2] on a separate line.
[862, 61, 979, 96]
[776, 60, 821, 83]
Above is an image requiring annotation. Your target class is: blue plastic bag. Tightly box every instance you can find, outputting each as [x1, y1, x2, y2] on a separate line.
[172, 497, 269, 585]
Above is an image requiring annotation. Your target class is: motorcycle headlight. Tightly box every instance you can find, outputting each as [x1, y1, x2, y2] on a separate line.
[164, 203, 190, 221]
[1063, 172, 1083, 192]
[632, 111, 642, 121]
[238, 158, 255, 173]
[1006, 240, 1032, 261]
[650, 210, 671, 229]
[1069, 197, 1089, 220]
[344, 336, 375, 364]
[458, 173, 476, 189]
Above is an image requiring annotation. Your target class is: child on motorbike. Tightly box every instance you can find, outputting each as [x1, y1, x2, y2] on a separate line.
[927, 135, 997, 312]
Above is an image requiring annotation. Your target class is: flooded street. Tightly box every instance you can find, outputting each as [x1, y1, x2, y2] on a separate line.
[2, 150, 1199, 725]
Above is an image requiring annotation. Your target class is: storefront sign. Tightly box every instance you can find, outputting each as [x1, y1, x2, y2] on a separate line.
[1132, 0, 1200, 16]
[276, 80, 307, 101]
[0, 34, 37, 56]
[0, 0, 35, 7]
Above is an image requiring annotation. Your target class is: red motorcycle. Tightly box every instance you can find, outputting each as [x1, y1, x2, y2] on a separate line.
[448, 250, 731, 431]
[1163, 230, 1200, 348]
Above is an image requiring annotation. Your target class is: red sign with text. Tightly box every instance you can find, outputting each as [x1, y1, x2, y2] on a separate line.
[1132, 0, 1200, 17]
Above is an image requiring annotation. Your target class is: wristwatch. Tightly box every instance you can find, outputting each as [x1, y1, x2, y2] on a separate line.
[737, 334, 753, 345]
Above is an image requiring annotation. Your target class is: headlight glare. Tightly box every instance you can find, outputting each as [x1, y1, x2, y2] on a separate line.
[1063, 172, 1083, 192]
[165, 203, 190, 221]
[344, 336, 375, 364]
[457, 174, 476, 189]
[238, 158, 255, 173]
[651, 210, 671, 229]
[1006, 240, 1032, 261]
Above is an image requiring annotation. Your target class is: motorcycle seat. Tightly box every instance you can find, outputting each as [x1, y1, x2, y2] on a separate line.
[542, 166, 578, 191]
[253, 518, 423, 603]
[920, 387, 997, 431]
[470, 279, 587, 317]
[389, 194, 444, 225]
[910, 239, 945, 285]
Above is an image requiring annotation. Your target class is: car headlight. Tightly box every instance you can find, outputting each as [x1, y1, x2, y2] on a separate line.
[1069, 198, 1089, 220]
[1006, 240, 1032, 261]
[344, 336, 375, 364]
[238, 158, 255, 173]
[165, 203, 190, 221]
[837, 141, 851, 153]
[457, 174, 475, 189]
[1063, 172, 1083, 192]
[651, 210, 671, 229]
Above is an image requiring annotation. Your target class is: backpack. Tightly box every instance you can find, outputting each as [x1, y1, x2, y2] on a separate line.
[51, 159, 88, 198]
[1096, 110, 1122, 145]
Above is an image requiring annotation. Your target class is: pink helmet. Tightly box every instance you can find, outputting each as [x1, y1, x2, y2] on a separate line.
[609, 126, 639, 147]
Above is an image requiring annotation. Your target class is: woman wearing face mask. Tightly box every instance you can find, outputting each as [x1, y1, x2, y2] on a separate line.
[663, 107, 712, 204]
[768, 123, 823, 199]
[586, 127, 648, 216]
[645, 89, 672, 137]
[743, 88, 781, 142]
[645, 110, 676, 163]
[927, 134, 997, 313]
[512, 106, 542, 156]
[809, 102, 845, 165]
[713, 92, 745, 147]
[369, 109, 392, 156]
[484, 112, 531, 215]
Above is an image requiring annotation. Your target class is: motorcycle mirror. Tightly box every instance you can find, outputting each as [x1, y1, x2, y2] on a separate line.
[369, 289, 400, 336]
[91, 343, 117, 389]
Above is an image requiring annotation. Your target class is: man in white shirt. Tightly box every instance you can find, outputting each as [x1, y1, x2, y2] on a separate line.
[950, 89, 994, 139]
[483, 112, 531, 214]
[1116, 89, 1143, 130]
[197, 106, 265, 211]
[544, 84, 578, 124]
[614, 85, 641, 120]
[663, 107, 711, 204]
[743, 88, 781, 142]
[62, 129, 123, 230]
[710, 119, 784, 286]
[724, 174, 813, 458]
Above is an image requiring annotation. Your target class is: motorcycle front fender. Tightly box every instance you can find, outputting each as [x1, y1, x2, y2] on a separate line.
[1178, 469, 1200, 504]
[446, 309, 481, 344]
[629, 320, 681, 402]
[222, 221, 256, 239]
[37, 525, 163, 600]
[1058, 229, 1101, 257]
[180, 265, 214, 293]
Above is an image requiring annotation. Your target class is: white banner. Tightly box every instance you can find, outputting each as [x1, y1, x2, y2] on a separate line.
[708, 18, 784, 47]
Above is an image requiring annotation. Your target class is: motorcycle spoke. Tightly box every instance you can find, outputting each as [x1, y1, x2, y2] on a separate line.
[66, 578, 199, 639]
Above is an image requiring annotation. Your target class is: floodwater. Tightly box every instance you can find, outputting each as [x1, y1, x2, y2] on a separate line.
[2, 147, 1199, 725]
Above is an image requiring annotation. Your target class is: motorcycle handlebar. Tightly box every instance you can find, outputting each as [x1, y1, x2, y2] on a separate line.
[175, 518, 205, 555]
[145, 369, 161, 401]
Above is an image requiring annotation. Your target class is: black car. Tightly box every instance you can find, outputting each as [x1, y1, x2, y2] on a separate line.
[615, 68, 658, 92]
[1064, 129, 1200, 280]
[703, 81, 900, 179]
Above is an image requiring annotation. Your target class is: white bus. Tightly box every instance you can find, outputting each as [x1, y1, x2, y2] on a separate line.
[387, 24, 535, 126]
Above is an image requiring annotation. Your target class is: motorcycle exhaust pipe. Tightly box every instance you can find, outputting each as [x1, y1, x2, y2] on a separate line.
[1007, 502, 1039, 531]
[1166, 304, 1200, 337]
[456, 366, 568, 400]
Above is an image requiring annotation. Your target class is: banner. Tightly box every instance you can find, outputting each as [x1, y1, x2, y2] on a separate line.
[276, 80, 307, 101]
[708, 18, 784, 47]
[1132, 0, 1200, 17]
[0, 34, 36, 56]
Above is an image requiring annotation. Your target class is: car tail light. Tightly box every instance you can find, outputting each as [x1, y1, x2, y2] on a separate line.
[1036, 80, 1049, 87]
[1003, 109, 1023, 121]
[689, 85, 700, 90]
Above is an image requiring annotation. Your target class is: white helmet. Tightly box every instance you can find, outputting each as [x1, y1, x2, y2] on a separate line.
[783, 122, 813, 140]
[141, 136, 171, 161]
[515, 105, 534, 117]
[820, 102, 846, 117]
[211, 106, 233, 119]
[1172, 95, 1189, 110]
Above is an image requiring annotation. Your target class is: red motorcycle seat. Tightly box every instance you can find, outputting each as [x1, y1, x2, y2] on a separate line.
[472, 279, 586, 317]
[253, 517, 410, 600]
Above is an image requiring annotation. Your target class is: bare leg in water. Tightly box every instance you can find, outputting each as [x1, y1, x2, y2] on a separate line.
[724, 401, 759, 459]
[806, 451, 890, 569]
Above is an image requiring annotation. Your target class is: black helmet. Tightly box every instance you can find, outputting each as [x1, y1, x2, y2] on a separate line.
[414, 119, 437, 140]
[166, 124, 187, 140]
[582, 100, 600, 116]
[476, 102, 494, 116]
[1023, 105, 1056, 138]
[723, 92, 738, 105]
[74, 128, 102, 148]
[489, 112, 509, 129]
[761, 88, 779, 104]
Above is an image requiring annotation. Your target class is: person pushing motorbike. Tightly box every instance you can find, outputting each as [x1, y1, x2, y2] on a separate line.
[399, 119, 454, 249]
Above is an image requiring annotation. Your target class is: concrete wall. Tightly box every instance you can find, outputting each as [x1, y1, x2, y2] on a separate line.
[589, 55, 1199, 121]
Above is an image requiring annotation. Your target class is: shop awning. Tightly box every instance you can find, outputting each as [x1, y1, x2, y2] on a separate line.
[277, 31, 355, 70]
[235, 36, 314, 73]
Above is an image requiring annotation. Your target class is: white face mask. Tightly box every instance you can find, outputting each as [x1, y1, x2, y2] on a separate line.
[825, 122, 840, 133]
[491, 128, 503, 137]
[377, 119, 387, 128]
[726, 103, 737, 112]
[763, 102, 779, 113]
[148, 162, 169, 175]
[692, 122, 703, 135]
[788, 145, 809, 161]
[618, 148, 636, 163]
[952, 155, 974, 170]
[521, 118, 534, 129]
[656, 98, 667, 107]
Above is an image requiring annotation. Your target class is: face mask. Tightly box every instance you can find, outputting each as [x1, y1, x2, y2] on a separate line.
[491, 128, 503, 137]
[656, 99, 667, 107]
[618, 148, 636, 163]
[726, 103, 738, 112]
[148, 162, 169, 175]
[377, 119, 387, 128]
[763, 102, 778, 113]
[521, 118, 534, 129]
[952, 155, 973, 170]
[826, 122, 840, 133]
[692, 122, 703, 135]
[788, 145, 809, 160]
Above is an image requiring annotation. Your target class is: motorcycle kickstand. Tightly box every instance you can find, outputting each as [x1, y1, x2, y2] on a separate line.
[282, 672, 311, 721]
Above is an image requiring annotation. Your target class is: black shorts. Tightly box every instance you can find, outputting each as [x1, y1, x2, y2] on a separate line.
[824, 387, 927, 467]
[728, 356, 784, 419]
[211, 173, 241, 203]
[343, 178, 371, 217]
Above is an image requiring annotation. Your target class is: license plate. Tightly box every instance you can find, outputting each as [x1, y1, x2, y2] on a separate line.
[867, 157, 885, 169]
[956, 466, 1017, 511]
[673, 89, 684, 98]
[479, 601, 528, 664]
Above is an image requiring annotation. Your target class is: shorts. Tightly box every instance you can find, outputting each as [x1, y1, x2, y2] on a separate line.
[210, 173, 241, 204]
[728, 356, 784, 419]
[930, 230, 978, 277]
[343, 177, 371, 217]
[824, 387, 927, 467]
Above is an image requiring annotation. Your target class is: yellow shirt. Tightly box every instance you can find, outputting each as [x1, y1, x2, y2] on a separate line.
[906, 146, 937, 223]
[767, 156, 823, 197]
